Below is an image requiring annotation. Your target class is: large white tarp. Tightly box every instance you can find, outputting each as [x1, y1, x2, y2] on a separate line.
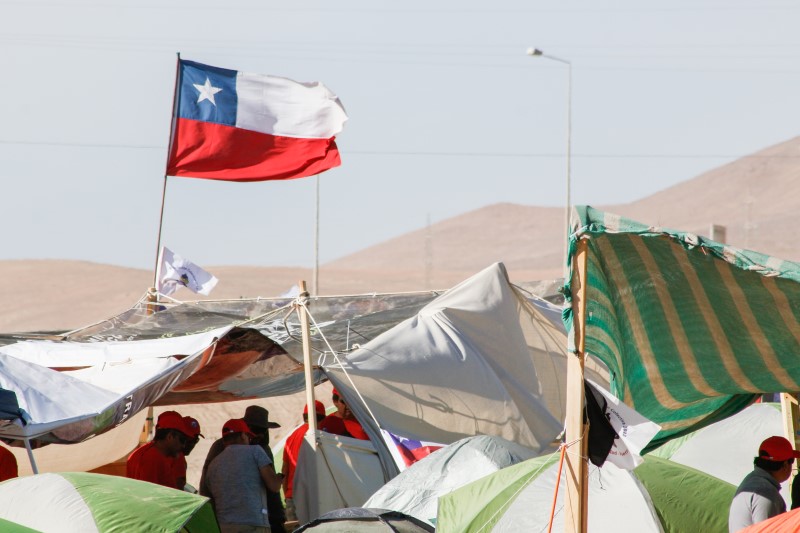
[0, 328, 230, 442]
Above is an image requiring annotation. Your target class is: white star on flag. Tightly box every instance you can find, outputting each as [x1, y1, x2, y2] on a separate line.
[193, 77, 222, 105]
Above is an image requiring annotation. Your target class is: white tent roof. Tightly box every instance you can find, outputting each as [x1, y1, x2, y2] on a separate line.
[325, 263, 608, 453]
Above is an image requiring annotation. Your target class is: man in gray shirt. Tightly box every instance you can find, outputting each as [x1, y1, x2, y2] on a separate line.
[729, 435, 799, 532]
[207, 418, 284, 533]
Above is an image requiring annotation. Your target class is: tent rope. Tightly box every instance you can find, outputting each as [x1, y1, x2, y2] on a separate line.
[469, 444, 568, 533]
[548, 443, 568, 533]
[544, 426, 590, 533]
[298, 299, 384, 433]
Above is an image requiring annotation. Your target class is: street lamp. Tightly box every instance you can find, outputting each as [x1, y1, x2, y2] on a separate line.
[526, 47, 572, 270]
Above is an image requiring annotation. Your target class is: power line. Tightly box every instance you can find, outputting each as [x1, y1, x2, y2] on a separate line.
[4, 1, 800, 13]
[0, 138, 796, 160]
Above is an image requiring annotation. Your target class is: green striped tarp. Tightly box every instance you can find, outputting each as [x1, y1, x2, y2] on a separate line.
[563, 206, 800, 451]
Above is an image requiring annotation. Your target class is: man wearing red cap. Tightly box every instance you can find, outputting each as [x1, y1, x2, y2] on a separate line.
[127, 410, 192, 489]
[206, 419, 284, 533]
[282, 400, 327, 522]
[729, 435, 800, 531]
[172, 415, 204, 491]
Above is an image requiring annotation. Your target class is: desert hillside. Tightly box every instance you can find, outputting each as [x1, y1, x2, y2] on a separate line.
[4, 137, 800, 333]
[3, 136, 799, 487]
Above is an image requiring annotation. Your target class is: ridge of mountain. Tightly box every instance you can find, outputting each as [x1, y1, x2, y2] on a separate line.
[328, 135, 800, 273]
[3, 135, 799, 333]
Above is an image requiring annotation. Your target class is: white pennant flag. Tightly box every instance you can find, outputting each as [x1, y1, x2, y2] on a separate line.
[587, 379, 662, 470]
[158, 247, 218, 296]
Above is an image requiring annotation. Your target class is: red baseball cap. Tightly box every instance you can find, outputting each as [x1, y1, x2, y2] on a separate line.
[759, 436, 800, 462]
[222, 418, 256, 438]
[183, 416, 204, 439]
[303, 401, 326, 416]
[157, 411, 190, 437]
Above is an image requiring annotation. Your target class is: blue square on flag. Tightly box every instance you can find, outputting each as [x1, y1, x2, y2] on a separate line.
[178, 60, 238, 126]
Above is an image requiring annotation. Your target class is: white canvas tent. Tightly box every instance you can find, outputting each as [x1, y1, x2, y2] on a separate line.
[292, 263, 609, 522]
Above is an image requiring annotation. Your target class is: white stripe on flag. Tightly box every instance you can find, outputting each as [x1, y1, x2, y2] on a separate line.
[235, 73, 347, 139]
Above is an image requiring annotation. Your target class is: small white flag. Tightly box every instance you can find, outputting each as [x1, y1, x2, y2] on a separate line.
[158, 247, 218, 296]
[587, 379, 661, 470]
[280, 284, 301, 298]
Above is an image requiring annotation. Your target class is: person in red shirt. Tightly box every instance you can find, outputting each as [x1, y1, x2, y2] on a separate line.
[127, 410, 191, 489]
[0, 445, 17, 482]
[283, 400, 326, 522]
[173, 415, 204, 491]
[319, 388, 369, 440]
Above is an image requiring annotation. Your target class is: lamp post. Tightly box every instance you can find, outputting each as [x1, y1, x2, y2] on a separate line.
[526, 47, 572, 270]
[528, 47, 584, 533]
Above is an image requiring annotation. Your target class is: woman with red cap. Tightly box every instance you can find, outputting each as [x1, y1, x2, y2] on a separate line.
[206, 418, 284, 533]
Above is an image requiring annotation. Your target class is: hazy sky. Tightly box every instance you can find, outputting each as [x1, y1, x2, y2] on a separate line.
[2, 1, 798, 270]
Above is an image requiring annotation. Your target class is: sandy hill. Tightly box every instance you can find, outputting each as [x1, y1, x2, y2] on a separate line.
[2, 136, 799, 486]
[3, 136, 800, 333]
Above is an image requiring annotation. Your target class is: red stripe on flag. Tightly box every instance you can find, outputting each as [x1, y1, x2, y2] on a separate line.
[167, 118, 341, 182]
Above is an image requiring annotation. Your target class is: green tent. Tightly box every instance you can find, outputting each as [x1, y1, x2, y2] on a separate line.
[436, 454, 735, 532]
[0, 472, 219, 532]
[563, 206, 800, 450]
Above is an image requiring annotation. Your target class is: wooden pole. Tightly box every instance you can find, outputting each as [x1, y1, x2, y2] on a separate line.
[781, 393, 799, 484]
[564, 237, 589, 533]
[297, 281, 318, 446]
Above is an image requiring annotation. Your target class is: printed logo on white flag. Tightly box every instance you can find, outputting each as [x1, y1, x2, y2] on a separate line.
[587, 379, 661, 470]
[158, 247, 218, 296]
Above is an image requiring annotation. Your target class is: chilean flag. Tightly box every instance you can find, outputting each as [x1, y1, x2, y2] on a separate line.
[166, 59, 348, 182]
[381, 430, 443, 471]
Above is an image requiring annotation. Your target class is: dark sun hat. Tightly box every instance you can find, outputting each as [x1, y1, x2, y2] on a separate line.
[243, 405, 281, 430]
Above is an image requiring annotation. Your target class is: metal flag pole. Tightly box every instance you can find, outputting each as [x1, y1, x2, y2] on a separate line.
[152, 52, 183, 297]
[152, 176, 168, 293]
[24, 439, 38, 475]
[312, 176, 320, 296]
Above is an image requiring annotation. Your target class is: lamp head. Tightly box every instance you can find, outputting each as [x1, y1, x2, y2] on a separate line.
[526, 47, 543, 57]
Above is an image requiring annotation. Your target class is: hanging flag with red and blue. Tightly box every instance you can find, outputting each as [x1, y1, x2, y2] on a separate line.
[381, 430, 443, 471]
[166, 59, 348, 182]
